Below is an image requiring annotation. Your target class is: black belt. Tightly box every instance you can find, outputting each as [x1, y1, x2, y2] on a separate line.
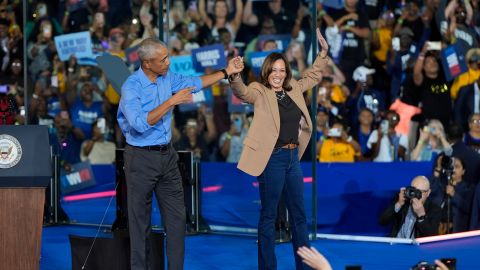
[129, 143, 170, 152]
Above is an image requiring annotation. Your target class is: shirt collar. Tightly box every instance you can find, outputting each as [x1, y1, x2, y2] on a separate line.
[137, 66, 157, 88]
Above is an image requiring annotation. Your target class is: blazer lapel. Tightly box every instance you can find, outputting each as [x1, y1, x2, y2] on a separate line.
[265, 89, 280, 132]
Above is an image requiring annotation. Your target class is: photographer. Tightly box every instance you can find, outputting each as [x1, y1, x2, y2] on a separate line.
[430, 155, 474, 234]
[379, 176, 441, 238]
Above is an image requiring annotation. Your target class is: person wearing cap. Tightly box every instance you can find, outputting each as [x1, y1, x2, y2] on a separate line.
[450, 48, 480, 100]
[352, 65, 385, 121]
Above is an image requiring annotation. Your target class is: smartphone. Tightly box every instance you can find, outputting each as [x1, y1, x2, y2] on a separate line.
[51, 75, 58, 87]
[392, 37, 400, 51]
[96, 117, 106, 134]
[427, 41, 442, 51]
[380, 119, 389, 133]
[19, 106, 25, 116]
[0, 85, 9, 94]
[60, 110, 69, 119]
[188, 22, 196, 33]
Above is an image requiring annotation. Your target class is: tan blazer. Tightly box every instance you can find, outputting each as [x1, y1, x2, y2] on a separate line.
[229, 55, 330, 176]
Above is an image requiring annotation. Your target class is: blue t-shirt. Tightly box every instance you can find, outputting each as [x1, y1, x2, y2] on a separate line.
[70, 98, 104, 139]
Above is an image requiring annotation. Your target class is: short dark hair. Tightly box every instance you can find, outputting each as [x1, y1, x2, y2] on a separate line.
[259, 52, 292, 91]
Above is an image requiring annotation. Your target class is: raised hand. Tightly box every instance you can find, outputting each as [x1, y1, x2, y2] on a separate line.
[297, 246, 332, 270]
[171, 86, 195, 105]
[317, 28, 329, 58]
[226, 56, 245, 75]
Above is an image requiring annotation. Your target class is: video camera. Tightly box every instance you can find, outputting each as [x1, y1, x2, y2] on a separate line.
[404, 186, 423, 200]
[439, 153, 455, 181]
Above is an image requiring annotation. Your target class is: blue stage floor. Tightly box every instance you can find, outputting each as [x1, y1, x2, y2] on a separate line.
[41, 224, 480, 270]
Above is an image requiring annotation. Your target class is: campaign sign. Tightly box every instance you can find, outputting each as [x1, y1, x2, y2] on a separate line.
[250, 49, 282, 77]
[125, 45, 140, 68]
[228, 88, 253, 113]
[60, 161, 96, 194]
[191, 44, 226, 72]
[54, 31, 93, 61]
[169, 55, 203, 76]
[441, 43, 468, 82]
[179, 88, 214, 112]
[256, 34, 291, 52]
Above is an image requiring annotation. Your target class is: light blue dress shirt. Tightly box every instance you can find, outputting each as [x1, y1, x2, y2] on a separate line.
[117, 67, 203, 146]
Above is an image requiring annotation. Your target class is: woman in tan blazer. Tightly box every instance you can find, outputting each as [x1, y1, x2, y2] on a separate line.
[228, 29, 330, 270]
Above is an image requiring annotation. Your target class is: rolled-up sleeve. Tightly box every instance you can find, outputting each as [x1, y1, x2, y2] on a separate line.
[120, 80, 152, 133]
[170, 73, 203, 94]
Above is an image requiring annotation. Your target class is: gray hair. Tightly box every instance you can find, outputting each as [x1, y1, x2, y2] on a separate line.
[137, 38, 167, 62]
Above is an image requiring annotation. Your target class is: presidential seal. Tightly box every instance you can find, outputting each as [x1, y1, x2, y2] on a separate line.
[0, 134, 22, 169]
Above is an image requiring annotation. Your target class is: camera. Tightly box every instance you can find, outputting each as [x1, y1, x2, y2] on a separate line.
[439, 154, 455, 181]
[404, 186, 422, 200]
[411, 261, 437, 270]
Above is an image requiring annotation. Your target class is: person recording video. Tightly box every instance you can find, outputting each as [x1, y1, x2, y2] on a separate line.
[379, 175, 441, 239]
[430, 154, 474, 234]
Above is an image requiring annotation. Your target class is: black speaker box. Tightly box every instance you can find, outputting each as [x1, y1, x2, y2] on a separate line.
[70, 232, 165, 270]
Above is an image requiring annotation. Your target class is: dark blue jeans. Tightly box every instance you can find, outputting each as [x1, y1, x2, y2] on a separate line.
[257, 147, 312, 270]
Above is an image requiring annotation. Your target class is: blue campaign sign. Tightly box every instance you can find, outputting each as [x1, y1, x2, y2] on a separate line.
[249, 50, 282, 77]
[60, 161, 96, 194]
[169, 55, 203, 76]
[441, 43, 468, 82]
[256, 34, 291, 52]
[191, 44, 226, 72]
[228, 88, 253, 113]
[54, 31, 93, 61]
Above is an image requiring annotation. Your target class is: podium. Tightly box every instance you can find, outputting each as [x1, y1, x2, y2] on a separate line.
[0, 125, 52, 270]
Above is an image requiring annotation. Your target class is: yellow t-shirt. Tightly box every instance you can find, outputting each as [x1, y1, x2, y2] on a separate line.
[331, 84, 347, 104]
[373, 28, 392, 63]
[318, 139, 357, 162]
[450, 68, 480, 100]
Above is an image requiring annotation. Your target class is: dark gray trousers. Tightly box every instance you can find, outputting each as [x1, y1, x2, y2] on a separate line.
[124, 144, 186, 270]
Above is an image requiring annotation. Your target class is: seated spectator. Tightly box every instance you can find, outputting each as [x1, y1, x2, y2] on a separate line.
[318, 121, 360, 163]
[464, 113, 480, 154]
[353, 108, 374, 160]
[219, 112, 248, 163]
[410, 119, 451, 161]
[80, 118, 115, 164]
[367, 110, 408, 162]
[379, 175, 442, 239]
[454, 78, 480, 131]
[430, 155, 474, 234]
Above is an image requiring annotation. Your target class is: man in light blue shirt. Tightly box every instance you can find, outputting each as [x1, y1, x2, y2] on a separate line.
[117, 38, 244, 270]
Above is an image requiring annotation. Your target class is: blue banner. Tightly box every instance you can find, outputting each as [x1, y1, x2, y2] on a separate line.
[441, 43, 468, 82]
[169, 55, 203, 76]
[60, 161, 96, 194]
[191, 44, 226, 72]
[256, 34, 291, 52]
[228, 88, 253, 113]
[249, 50, 282, 77]
[54, 31, 93, 61]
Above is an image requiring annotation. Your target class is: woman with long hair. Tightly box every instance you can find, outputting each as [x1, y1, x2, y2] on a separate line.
[228, 28, 329, 270]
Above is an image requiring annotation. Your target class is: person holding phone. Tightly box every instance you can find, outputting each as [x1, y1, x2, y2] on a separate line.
[228, 28, 329, 270]
[80, 118, 116, 164]
[413, 42, 452, 128]
[117, 38, 243, 270]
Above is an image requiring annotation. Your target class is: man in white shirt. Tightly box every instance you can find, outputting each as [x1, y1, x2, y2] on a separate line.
[367, 110, 408, 161]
